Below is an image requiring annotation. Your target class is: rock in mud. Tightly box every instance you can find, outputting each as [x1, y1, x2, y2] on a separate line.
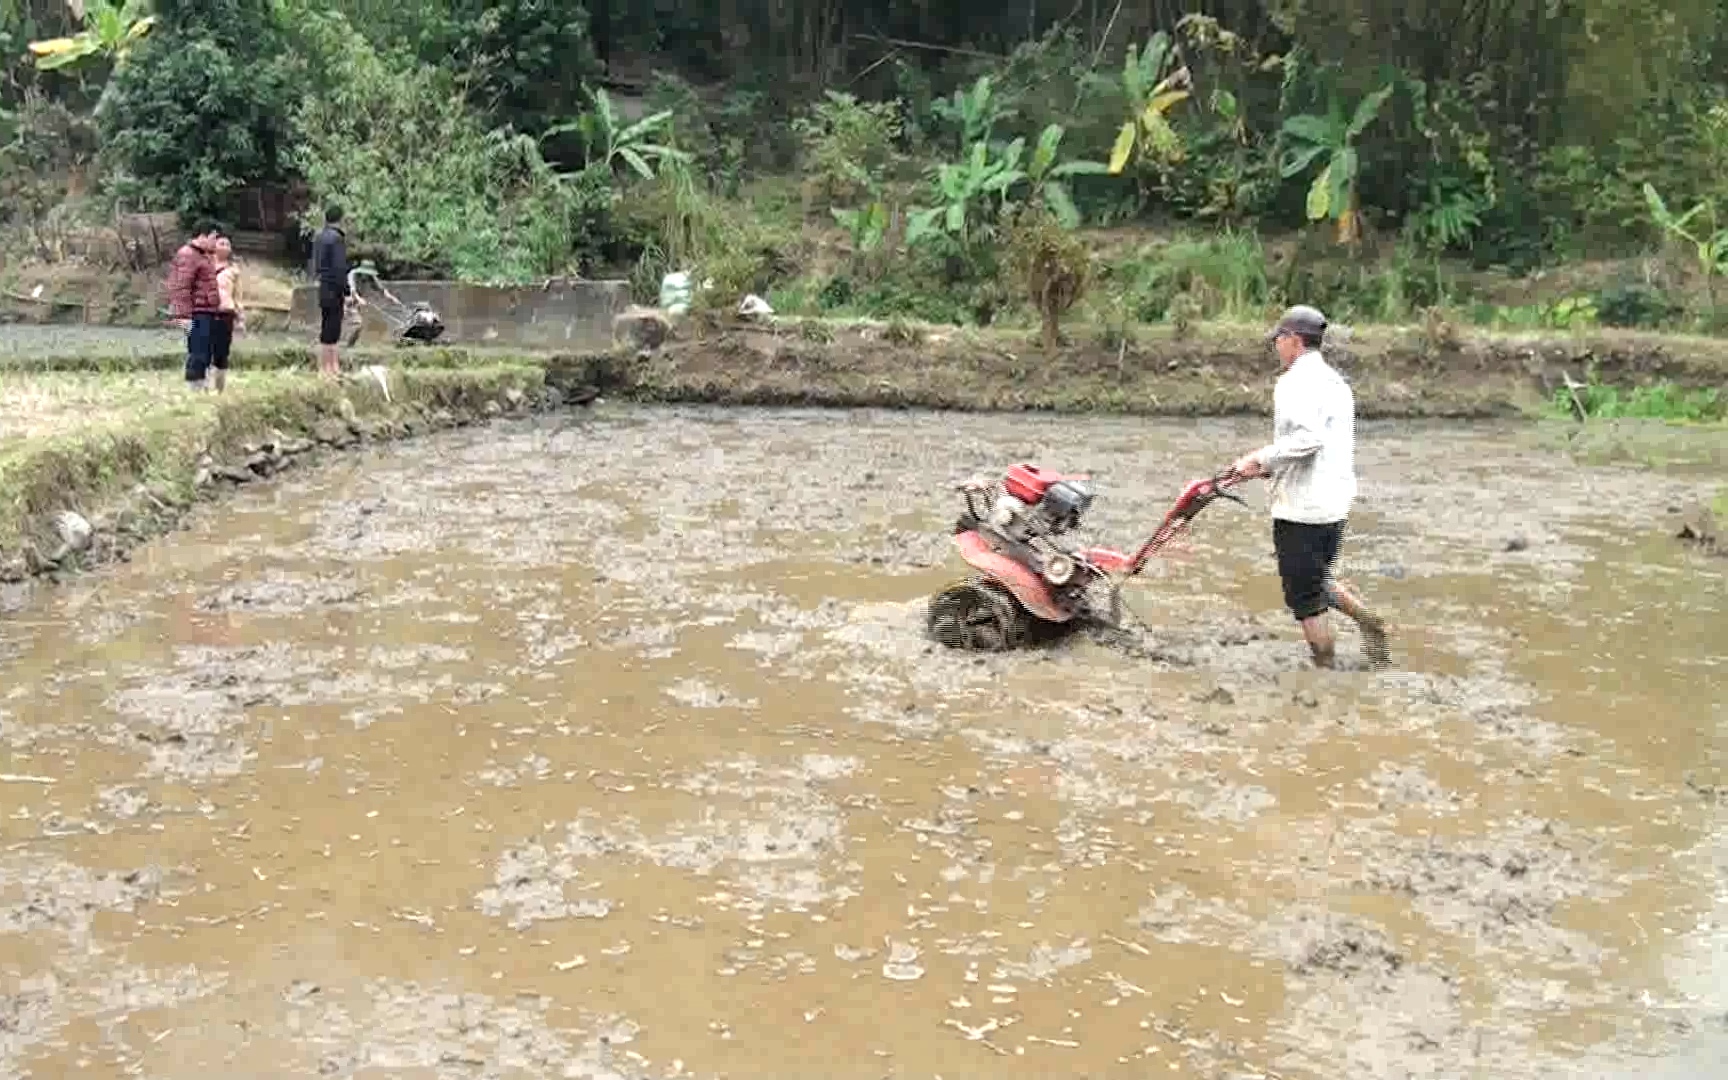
[1195, 684, 1235, 704]
[211, 464, 255, 484]
[613, 306, 671, 351]
[20, 539, 53, 574]
[1676, 505, 1719, 552]
[312, 418, 354, 446]
[53, 510, 92, 555]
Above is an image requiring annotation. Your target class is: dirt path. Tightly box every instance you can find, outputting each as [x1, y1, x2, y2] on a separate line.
[0, 406, 1723, 1079]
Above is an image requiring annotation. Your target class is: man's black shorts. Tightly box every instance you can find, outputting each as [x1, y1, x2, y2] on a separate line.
[209, 312, 235, 370]
[318, 297, 345, 345]
[1273, 517, 1345, 621]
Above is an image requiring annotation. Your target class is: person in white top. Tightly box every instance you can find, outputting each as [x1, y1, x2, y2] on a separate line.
[1231, 304, 1390, 669]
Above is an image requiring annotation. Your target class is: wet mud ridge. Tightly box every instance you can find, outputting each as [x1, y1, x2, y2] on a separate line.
[0, 406, 1724, 1079]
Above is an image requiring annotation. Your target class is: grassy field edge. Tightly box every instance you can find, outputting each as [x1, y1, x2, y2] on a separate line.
[0, 364, 550, 588]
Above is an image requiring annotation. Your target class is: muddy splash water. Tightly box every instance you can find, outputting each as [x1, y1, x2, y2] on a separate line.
[1, 406, 1723, 1079]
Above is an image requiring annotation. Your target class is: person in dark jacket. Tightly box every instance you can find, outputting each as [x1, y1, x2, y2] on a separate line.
[166, 222, 219, 324]
[310, 205, 351, 379]
[169, 222, 225, 391]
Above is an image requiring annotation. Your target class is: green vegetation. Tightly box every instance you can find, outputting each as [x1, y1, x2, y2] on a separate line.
[7, 1, 1728, 339]
[1551, 373, 1727, 422]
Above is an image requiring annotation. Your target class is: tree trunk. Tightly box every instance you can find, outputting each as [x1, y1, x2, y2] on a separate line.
[1040, 304, 1060, 352]
[592, 0, 610, 73]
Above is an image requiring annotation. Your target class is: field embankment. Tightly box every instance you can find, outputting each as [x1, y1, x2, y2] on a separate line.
[2, 316, 1724, 594]
[0, 357, 553, 592]
[610, 319, 1728, 419]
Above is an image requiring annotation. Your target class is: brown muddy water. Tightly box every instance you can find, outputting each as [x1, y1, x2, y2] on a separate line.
[1, 405, 1724, 1079]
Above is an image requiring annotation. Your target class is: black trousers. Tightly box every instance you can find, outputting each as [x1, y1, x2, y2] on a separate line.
[1273, 517, 1345, 621]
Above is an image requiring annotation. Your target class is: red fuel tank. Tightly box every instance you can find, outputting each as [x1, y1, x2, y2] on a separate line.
[1003, 463, 1062, 505]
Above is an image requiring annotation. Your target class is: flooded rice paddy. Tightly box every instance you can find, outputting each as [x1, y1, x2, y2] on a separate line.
[0, 405, 1724, 1079]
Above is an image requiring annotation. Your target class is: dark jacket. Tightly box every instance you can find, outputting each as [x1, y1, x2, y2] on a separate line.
[166, 242, 200, 319]
[311, 224, 350, 302]
[168, 240, 220, 316]
[189, 251, 221, 314]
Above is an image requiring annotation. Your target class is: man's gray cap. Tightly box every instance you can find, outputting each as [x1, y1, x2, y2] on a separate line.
[1265, 304, 1328, 343]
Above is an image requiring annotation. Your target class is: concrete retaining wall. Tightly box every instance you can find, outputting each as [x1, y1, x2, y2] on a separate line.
[288, 279, 631, 349]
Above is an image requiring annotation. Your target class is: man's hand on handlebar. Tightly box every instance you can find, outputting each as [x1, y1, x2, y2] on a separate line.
[1212, 473, 1248, 505]
[1230, 454, 1266, 479]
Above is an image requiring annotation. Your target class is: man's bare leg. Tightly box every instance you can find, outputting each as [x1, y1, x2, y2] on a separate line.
[212, 369, 227, 394]
[319, 343, 339, 379]
[1325, 579, 1390, 665]
[1300, 614, 1337, 668]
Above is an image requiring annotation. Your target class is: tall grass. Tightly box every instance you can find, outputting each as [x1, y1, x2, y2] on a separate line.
[1102, 229, 1270, 323]
[618, 161, 802, 308]
[1163, 229, 1268, 319]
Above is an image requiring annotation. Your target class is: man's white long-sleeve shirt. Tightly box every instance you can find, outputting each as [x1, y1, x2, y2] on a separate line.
[1249, 350, 1356, 525]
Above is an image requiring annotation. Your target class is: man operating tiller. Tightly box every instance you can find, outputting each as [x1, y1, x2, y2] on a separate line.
[1230, 304, 1391, 669]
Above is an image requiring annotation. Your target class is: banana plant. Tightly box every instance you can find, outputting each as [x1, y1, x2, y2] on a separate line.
[1019, 122, 1109, 227]
[1410, 175, 1483, 251]
[904, 139, 1022, 250]
[1643, 182, 1728, 314]
[27, 0, 155, 72]
[931, 73, 1015, 153]
[1278, 84, 1393, 244]
[542, 88, 687, 181]
[832, 201, 889, 253]
[905, 124, 1107, 249]
[1105, 31, 1191, 175]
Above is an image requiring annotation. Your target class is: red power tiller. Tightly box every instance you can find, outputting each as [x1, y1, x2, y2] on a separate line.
[926, 463, 1245, 651]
